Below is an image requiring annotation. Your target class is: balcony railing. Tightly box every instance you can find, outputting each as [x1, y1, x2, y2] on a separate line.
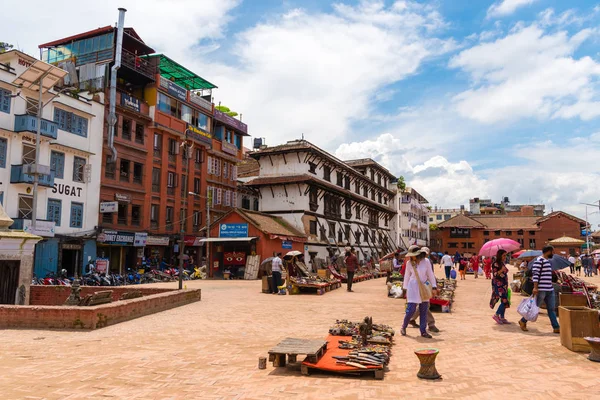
[10, 165, 54, 187]
[121, 48, 156, 81]
[14, 114, 58, 139]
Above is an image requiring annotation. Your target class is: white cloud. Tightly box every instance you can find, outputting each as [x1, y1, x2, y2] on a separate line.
[333, 132, 600, 225]
[191, 1, 454, 146]
[487, 0, 538, 19]
[449, 24, 600, 123]
[1, 0, 241, 60]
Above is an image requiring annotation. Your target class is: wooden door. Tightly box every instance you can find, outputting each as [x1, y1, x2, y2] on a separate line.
[0, 261, 20, 304]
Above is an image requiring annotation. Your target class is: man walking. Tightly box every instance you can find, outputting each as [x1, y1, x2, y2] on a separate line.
[345, 248, 358, 292]
[568, 255, 576, 274]
[519, 245, 560, 334]
[271, 253, 283, 294]
[441, 251, 453, 279]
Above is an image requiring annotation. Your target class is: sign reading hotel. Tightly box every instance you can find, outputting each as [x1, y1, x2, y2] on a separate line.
[213, 109, 248, 135]
[219, 223, 248, 238]
[186, 124, 212, 145]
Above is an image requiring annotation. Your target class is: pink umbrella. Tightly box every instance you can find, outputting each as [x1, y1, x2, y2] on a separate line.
[479, 238, 521, 258]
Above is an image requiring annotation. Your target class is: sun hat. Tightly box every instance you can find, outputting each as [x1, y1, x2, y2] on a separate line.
[406, 245, 422, 257]
[420, 247, 431, 255]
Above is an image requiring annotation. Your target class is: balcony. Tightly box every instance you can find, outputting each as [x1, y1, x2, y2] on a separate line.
[121, 48, 156, 82]
[14, 114, 58, 139]
[11, 164, 55, 187]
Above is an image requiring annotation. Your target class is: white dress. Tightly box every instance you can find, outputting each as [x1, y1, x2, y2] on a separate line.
[403, 259, 437, 304]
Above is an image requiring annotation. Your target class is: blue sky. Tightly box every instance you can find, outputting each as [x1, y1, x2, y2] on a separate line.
[3, 0, 600, 225]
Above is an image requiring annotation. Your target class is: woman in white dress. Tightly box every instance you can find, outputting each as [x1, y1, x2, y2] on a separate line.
[401, 247, 437, 338]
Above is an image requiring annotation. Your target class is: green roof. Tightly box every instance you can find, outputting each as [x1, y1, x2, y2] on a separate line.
[143, 54, 217, 90]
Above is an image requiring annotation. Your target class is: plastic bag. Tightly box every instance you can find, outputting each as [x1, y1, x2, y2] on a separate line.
[450, 269, 457, 279]
[478, 268, 484, 276]
[390, 285, 404, 299]
[507, 287, 512, 306]
[517, 296, 539, 322]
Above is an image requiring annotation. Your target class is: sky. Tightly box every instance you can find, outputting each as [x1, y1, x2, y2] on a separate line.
[2, 0, 600, 228]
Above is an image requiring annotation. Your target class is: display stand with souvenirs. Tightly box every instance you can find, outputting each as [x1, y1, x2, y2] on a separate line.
[284, 251, 341, 295]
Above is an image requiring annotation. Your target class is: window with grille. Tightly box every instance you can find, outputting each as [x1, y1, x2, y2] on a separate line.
[133, 163, 143, 184]
[231, 165, 237, 180]
[47, 199, 61, 226]
[150, 204, 159, 228]
[223, 162, 228, 179]
[152, 167, 161, 192]
[54, 108, 88, 137]
[0, 137, 6, 168]
[194, 178, 201, 194]
[166, 206, 174, 230]
[50, 151, 65, 179]
[70, 202, 84, 228]
[122, 119, 132, 140]
[120, 159, 130, 182]
[328, 222, 336, 238]
[224, 190, 231, 206]
[216, 188, 222, 205]
[153, 133, 162, 157]
[117, 203, 127, 225]
[0, 89, 11, 114]
[22, 144, 36, 165]
[131, 205, 141, 226]
[135, 123, 144, 144]
[232, 192, 237, 208]
[73, 157, 86, 182]
[309, 220, 317, 235]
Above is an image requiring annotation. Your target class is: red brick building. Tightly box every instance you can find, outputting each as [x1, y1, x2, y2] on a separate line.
[431, 211, 586, 256]
[39, 27, 248, 272]
[206, 209, 306, 278]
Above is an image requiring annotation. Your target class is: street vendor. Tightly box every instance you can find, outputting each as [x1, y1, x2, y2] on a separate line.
[393, 253, 402, 272]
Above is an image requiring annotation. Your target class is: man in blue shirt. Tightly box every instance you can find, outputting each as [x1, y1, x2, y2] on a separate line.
[519, 245, 560, 334]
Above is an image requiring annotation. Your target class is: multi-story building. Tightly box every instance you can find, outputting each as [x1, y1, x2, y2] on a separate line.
[393, 187, 429, 248]
[39, 16, 248, 272]
[432, 209, 586, 255]
[469, 197, 545, 216]
[428, 206, 466, 224]
[0, 50, 104, 277]
[246, 141, 397, 264]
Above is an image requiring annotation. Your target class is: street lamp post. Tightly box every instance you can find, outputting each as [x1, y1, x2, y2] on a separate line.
[581, 201, 600, 256]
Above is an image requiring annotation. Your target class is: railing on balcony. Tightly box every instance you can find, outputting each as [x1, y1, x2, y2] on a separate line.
[14, 114, 58, 139]
[121, 48, 156, 81]
[189, 91, 213, 112]
[10, 165, 54, 187]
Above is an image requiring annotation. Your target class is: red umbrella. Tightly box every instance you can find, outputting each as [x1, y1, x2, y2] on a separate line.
[512, 250, 526, 258]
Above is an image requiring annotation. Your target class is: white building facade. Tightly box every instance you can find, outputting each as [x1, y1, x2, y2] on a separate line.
[0, 50, 103, 277]
[246, 141, 397, 265]
[392, 187, 430, 248]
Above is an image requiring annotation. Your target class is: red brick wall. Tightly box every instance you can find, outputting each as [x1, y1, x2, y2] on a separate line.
[29, 286, 175, 306]
[0, 289, 201, 330]
[538, 216, 582, 247]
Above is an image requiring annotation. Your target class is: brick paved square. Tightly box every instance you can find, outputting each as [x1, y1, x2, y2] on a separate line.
[1, 271, 599, 399]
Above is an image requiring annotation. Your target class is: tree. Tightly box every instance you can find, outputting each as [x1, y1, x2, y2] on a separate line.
[0, 42, 13, 53]
[215, 105, 238, 117]
[429, 224, 439, 231]
[397, 176, 406, 191]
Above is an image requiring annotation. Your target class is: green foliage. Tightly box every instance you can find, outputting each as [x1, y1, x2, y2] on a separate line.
[216, 105, 238, 117]
[0, 42, 13, 53]
[429, 224, 439, 231]
[397, 176, 406, 191]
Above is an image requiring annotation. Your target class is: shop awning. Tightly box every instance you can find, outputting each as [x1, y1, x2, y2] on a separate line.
[199, 237, 257, 243]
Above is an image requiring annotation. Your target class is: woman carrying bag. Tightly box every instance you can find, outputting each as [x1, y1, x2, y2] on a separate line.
[401, 246, 437, 338]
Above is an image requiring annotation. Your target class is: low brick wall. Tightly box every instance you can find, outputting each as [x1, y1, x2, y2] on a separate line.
[0, 289, 201, 330]
[29, 285, 175, 306]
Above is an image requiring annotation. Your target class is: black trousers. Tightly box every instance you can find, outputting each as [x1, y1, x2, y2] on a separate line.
[272, 271, 282, 293]
[347, 271, 355, 291]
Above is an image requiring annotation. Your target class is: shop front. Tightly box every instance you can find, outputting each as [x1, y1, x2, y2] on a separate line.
[206, 209, 306, 279]
[96, 230, 147, 273]
[144, 235, 171, 268]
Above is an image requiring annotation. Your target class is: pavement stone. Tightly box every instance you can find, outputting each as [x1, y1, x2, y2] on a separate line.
[1, 269, 599, 399]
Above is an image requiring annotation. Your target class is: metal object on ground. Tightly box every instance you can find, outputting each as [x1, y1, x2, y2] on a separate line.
[415, 348, 441, 380]
[584, 337, 600, 362]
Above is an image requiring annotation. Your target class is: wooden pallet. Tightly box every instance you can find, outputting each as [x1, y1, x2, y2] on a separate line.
[268, 338, 327, 367]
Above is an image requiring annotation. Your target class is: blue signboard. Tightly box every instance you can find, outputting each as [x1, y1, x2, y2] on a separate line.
[167, 81, 187, 101]
[219, 223, 249, 238]
[120, 93, 141, 112]
[282, 240, 292, 249]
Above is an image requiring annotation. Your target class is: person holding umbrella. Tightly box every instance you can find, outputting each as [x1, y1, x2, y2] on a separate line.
[519, 245, 560, 333]
[490, 249, 510, 324]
